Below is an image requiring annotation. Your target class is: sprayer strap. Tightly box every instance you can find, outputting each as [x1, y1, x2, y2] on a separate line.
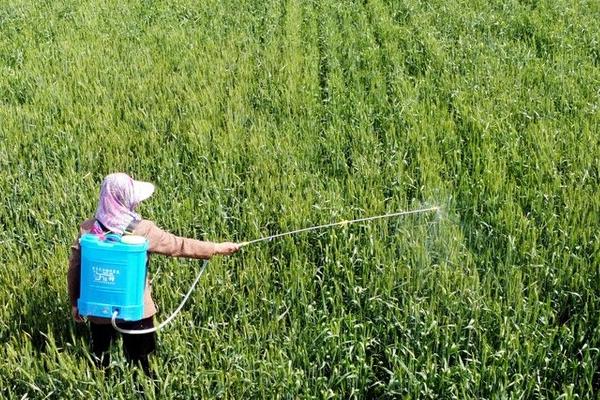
[95, 219, 110, 233]
[123, 219, 140, 236]
[96, 219, 140, 235]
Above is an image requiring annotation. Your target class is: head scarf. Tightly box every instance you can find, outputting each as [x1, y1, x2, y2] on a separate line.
[91, 173, 153, 234]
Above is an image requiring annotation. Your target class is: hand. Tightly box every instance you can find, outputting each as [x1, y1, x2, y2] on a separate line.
[214, 242, 241, 256]
[72, 306, 84, 323]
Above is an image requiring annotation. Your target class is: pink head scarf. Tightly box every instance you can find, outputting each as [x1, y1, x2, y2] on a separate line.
[91, 173, 155, 234]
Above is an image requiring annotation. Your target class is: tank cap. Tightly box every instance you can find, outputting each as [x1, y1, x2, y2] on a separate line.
[121, 235, 147, 245]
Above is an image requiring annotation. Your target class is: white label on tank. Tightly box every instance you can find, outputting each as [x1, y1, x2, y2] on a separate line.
[92, 267, 120, 284]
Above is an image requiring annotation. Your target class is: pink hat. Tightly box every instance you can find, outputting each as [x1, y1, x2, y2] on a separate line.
[92, 173, 154, 234]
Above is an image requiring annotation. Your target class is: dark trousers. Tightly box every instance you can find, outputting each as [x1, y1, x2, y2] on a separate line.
[90, 317, 156, 378]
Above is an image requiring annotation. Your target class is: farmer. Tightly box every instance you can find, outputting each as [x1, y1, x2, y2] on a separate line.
[67, 172, 240, 377]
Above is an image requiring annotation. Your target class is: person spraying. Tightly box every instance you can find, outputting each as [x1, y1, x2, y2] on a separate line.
[67, 173, 240, 377]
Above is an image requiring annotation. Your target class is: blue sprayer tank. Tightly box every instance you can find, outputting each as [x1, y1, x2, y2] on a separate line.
[78, 233, 149, 321]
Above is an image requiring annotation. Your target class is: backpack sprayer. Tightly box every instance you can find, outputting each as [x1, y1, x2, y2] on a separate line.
[78, 233, 149, 321]
[77, 206, 439, 335]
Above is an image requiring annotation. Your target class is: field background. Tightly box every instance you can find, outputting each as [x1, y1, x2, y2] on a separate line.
[0, 0, 598, 398]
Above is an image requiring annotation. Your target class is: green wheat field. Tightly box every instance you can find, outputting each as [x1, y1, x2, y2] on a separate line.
[1, 0, 599, 398]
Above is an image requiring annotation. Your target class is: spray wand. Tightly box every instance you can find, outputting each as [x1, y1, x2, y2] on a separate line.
[239, 206, 439, 247]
